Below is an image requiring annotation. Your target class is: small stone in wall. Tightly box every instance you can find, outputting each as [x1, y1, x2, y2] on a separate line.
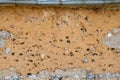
[92, 47, 96, 51]
[82, 58, 88, 63]
[27, 73, 38, 79]
[0, 31, 14, 49]
[105, 73, 112, 78]
[0, 31, 14, 39]
[87, 73, 95, 80]
[5, 75, 12, 80]
[107, 32, 112, 37]
[0, 38, 6, 48]
[112, 26, 120, 34]
[102, 27, 120, 48]
[97, 74, 103, 79]
[40, 54, 45, 59]
[4, 48, 11, 54]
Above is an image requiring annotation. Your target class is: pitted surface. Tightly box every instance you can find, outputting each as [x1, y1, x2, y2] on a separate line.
[0, 6, 119, 75]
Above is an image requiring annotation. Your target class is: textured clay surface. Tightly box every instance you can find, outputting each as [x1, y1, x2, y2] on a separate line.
[0, 6, 120, 75]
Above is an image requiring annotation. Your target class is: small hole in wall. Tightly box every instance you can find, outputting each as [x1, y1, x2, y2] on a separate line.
[11, 52, 15, 55]
[108, 64, 113, 67]
[39, 39, 42, 41]
[65, 36, 69, 39]
[6, 19, 9, 21]
[28, 69, 31, 71]
[12, 38, 16, 41]
[47, 55, 50, 58]
[60, 39, 63, 42]
[27, 59, 33, 62]
[31, 54, 34, 57]
[107, 48, 110, 50]
[86, 48, 90, 51]
[99, 65, 101, 67]
[53, 39, 57, 43]
[27, 73, 32, 76]
[96, 29, 99, 32]
[27, 63, 29, 65]
[80, 26, 87, 32]
[102, 68, 106, 71]
[92, 53, 98, 56]
[38, 62, 40, 64]
[91, 59, 95, 62]
[19, 53, 23, 56]
[0, 29, 3, 31]
[89, 34, 93, 36]
[75, 50, 78, 52]
[68, 62, 73, 65]
[63, 53, 66, 55]
[41, 59, 43, 61]
[66, 40, 71, 43]
[96, 39, 99, 43]
[16, 59, 19, 62]
[108, 15, 110, 18]
[33, 63, 37, 67]
[111, 48, 115, 50]
[4, 57, 6, 59]
[85, 16, 88, 21]
[99, 52, 103, 56]
[70, 52, 74, 56]
[26, 33, 28, 35]
[21, 42, 24, 45]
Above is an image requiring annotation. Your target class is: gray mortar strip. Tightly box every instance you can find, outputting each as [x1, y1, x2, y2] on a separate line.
[0, 67, 120, 80]
[0, 68, 120, 80]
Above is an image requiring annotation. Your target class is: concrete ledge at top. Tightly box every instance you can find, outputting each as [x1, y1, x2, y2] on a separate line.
[0, 0, 36, 4]
[0, 0, 15, 3]
[37, 0, 61, 5]
[0, 0, 119, 5]
[14, 0, 60, 5]
[15, 0, 120, 5]
[15, 0, 36, 4]
[62, 1, 120, 5]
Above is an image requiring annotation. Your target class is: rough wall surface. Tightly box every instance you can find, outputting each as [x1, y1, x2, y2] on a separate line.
[0, 6, 119, 75]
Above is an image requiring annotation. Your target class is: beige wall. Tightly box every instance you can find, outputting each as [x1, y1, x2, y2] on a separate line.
[0, 6, 119, 75]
